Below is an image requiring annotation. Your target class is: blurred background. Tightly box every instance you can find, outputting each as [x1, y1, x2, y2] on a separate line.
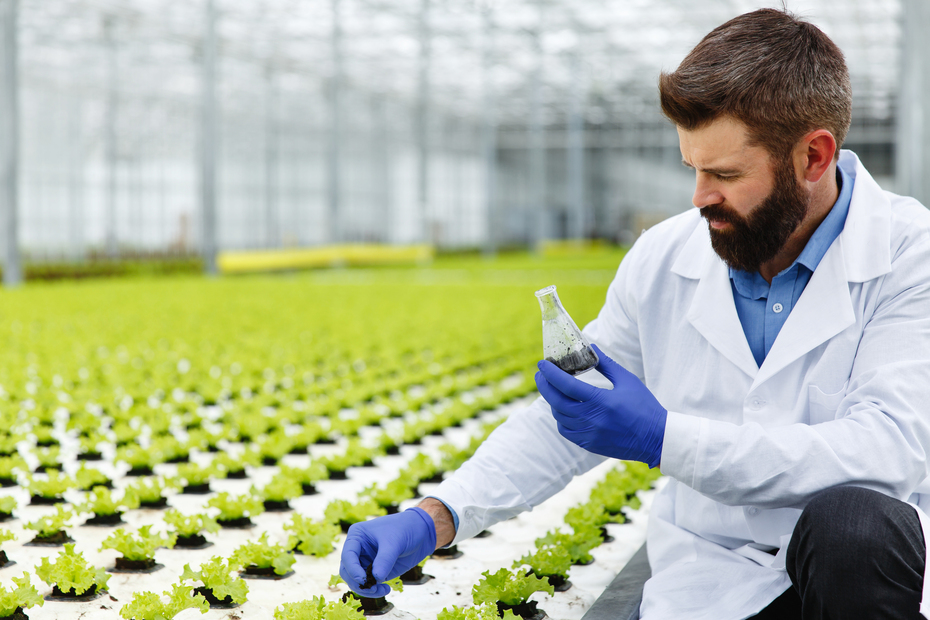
[0, 0, 927, 282]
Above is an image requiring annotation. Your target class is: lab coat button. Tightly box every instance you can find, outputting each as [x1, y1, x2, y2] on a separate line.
[750, 398, 763, 411]
[773, 303, 784, 313]
[748, 507, 759, 515]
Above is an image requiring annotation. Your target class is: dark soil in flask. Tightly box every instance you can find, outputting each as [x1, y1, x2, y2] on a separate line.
[496, 600, 547, 620]
[546, 347, 599, 376]
[174, 534, 213, 549]
[195, 586, 237, 608]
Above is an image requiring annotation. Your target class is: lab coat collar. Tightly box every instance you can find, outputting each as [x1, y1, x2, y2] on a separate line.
[670, 149, 891, 385]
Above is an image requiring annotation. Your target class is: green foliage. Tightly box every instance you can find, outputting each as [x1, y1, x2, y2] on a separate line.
[535, 527, 602, 565]
[278, 462, 328, 485]
[116, 445, 165, 470]
[472, 567, 554, 606]
[206, 492, 265, 521]
[513, 546, 573, 579]
[212, 449, 261, 474]
[24, 504, 75, 537]
[438, 603, 518, 620]
[25, 470, 75, 498]
[36, 543, 110, 595]
[0, 455, 26, 479]
[180, 556, 248, 605]
[176, 462, 222, 486]
[163, 509, 220, 538]
[79, 486, 140, 516]
[0, 573, 44, 617]
[0, 495, 16, 514]
[360, 478, 415, 509]
[74, 464, 113, 491]
[564, 501, 611, 532]
[397, 453, 438, 487]
[255, 473, 302, 502]
[34, 446, 60, 468]
[273, 596, 364, 620]
[230, 532, 295, 575]
[123, 476, 177, 503]
[323, 498, 387, 526]
[100, 525, 177, 561]
[119, 583, 209, 620]
[0, 529, 15, 549]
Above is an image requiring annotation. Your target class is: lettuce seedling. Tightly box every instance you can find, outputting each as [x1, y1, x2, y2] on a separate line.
[273, 596, 363, 620]
[164, 509, 220, 539]
[0, 529, 15, 565]
[397, 453, 439, 488]
[176, 462, 224, 490]
[74, 463, 113, 491]
[283, 514, 340, 557]
[78, 431, 108, 458]
[564, 502, 611, 535]
[180, 556, 249, 606]
[0, 573, 44, 618]
[33, 446, 60, 471]
[36, 543, 110, 596]
[324, 498, 387, 531]
[230, 532, 295, 576]
[79, 486, 140, 518]
[254, 474, 301, 504]
[472, 567, 554, 607]
[534, 527, 602, 565]
[212, 449, 261, 477]
[514, 546, 573, 582]
[116, 445, 165, 473]
[206, 492, 265, 523]
[360, 479, 415, 512]
[278, 463, 328, 493]
[0, 435, 23, 458]
[0, 496, 16, 521]
[254, 430, 294, 464]
[438, 602, 518, 620]
[0, 455, 25, 484]
[24, 504, 76, 542]
[25, 470, 75, 501]
[119, 583, 208, 620]
[100, 525, 177, 562]
[123, 476, 177, 508]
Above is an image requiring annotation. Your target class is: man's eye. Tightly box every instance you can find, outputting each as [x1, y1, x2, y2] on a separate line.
[715, 174, 737, 181]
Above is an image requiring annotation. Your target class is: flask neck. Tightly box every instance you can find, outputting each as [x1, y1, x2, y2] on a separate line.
[536, 290, 563, 321]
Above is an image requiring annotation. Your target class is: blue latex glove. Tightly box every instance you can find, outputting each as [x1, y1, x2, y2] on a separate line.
[339, 507, 437, 597]
[535, 344, 667, 468]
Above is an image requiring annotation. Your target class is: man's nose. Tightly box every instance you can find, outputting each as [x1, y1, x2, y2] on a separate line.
[692, 175, 724, 209]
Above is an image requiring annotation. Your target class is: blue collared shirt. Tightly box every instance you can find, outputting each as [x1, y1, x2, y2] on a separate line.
[731, 163, 854, 367]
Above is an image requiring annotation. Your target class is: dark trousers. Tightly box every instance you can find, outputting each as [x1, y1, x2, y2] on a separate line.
[749, 486, 925, 619]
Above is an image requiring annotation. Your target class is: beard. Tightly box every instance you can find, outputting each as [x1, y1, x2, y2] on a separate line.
[701, 158, 811, 273]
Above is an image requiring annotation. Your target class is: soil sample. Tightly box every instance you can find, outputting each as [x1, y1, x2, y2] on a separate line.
[174, 534, 212, 549]
[194, 586, 237, 609]
[545, 348, 599, 376]
[496, 600, 546, 620]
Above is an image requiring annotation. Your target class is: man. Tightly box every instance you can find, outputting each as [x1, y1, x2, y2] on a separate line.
[340, 9, 930, 619]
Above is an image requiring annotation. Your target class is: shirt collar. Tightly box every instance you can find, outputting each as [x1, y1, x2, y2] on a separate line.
[729, 163, 854, 295]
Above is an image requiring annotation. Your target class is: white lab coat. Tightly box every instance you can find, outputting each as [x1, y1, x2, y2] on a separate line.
[433, 151, 930, 619]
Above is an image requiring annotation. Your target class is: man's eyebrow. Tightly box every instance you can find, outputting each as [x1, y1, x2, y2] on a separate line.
[681, 159, 742, 175]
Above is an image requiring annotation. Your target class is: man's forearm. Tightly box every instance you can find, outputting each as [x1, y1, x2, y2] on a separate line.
[417, 497, 456, 548]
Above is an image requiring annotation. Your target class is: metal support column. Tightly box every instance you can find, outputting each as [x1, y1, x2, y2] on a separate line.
[896, 0, 930, 206]
[529, 9, 546, 251]
[0, 0, 19, 286]
[481, 4, 498, 256]
[416, 0, 431, 243]
[567, 51, 585, 240]
[104, 15, 118, 258]
[328, 0, 342, 244]
[201, 0, 218, 274]
[264, 64, 278, 248]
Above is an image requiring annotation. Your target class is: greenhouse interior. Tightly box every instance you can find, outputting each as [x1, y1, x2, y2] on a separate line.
[0, 0, 927, 618]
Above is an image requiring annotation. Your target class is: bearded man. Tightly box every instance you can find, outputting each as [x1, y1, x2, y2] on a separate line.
[340, 9, 930, 619]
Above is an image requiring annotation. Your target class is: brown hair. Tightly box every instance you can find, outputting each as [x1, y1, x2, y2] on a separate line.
[659, 8, 851, 161]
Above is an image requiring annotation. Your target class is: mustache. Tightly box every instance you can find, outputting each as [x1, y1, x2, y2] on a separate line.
[700, 204, 740, 225]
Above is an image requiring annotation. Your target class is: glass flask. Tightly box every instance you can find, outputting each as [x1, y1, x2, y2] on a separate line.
[535, 285, 599, 375]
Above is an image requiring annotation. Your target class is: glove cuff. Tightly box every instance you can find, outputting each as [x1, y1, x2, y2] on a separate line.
[406, 506, 438, 552]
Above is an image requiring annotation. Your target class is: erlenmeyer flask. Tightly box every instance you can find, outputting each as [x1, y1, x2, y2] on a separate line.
[535, 285, 599, 375]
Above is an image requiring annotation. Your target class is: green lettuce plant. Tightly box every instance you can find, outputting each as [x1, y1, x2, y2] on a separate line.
[36, 543, 110, 596]
[0, 573, 44, 618]
[564, 502, 611, 536]
[0, 496, 16, 520]
[283, 514, 340, 557]
[230, 532, 295, 576]
[535, 527, 602, 565]
[438, 602, 518, 620]
[360, 479, 415, 512]
[74, 463, 113, 491]
[25, 470, 75, 501]
[472, 567, 554, 606]
[180, 556, 248, 606]
[123, 476, 177, 507]
[163, 509, 220, 539]
[33, 445, 60, 471]
[176, 462, 223, 489]
[212, 449, 261, 477]
[100, 525, 177, 562]
[24, 504, 76, 542]
[278, 462, 329, 492]
[119, 583, 208, 620]
[0, 455, 25, 483]
[79, 486, 140, 517]
[206, 492, 265, 523]
[273, 596, 363, 620]
[324, 498, 387, 531]
[254, 473, 302, 505]
[514, 545, 573, 581]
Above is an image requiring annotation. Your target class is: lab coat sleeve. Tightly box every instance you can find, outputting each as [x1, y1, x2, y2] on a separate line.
[662, 228, 930, 508]
[433, 237, 651, 543]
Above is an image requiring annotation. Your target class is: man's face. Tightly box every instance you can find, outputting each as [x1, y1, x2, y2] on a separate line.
[678, 117, 810, 273]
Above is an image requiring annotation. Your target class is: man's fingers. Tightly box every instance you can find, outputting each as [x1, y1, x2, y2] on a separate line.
[590, 344, 630, 387]
[371, 537, 404, 584]
[536, 373, 590, 417]
[339, 538, 369, 586]
[538, 359, 598, 401]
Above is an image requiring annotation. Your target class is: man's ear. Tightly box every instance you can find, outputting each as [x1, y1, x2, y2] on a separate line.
[796, 129, 837, 183]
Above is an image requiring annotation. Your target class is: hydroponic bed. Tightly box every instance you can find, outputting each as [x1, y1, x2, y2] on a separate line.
[0, 250, 661, 620]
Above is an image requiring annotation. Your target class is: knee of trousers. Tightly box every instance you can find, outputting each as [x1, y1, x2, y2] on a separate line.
[786, 486, 923, 583]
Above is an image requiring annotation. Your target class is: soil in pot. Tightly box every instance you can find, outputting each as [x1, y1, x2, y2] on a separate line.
[84, 513, 124, 526]
[262, 457, 280, 467]
[77, 452, 103, 462]
[181, 483, 211, 495]
[46, 584, 103, 602]
[0, 606, 28, 619]
[239, 565, 293, 580]
[301, 483, 318, 495]
[111, 557, 162, 573]
[527, 571, 571, 593]
[0, 550, 14, 568]
[431, 545, 463, 559]
[165, 455, 191, 464]
[599, 526, 614, 543]
[572, 557, 594, 566]
[263, 499, 291, 512]
[329, 469, 348, 480]
[126, 467, 154, 477]
[400, 564, 433, 585]
[139, 497, 169, 509]
[0, 477, 15, 488]
[384, 446, 401, 456]
[289, 446, 308, 455]
[26, 531, 73, 546]
[218, 517, 254, 529]
[0, 511, 13, 522]
[29, 495, 62, 506]
[194, 586, 238, 609]
[342, 593, 393, 616]
[174, 534, 213, 549]
[496, 600, 547, 620]
[226, 469, 248, 479]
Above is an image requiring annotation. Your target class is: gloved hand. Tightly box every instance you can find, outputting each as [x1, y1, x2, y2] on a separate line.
[535, 344, 667, 468]
[339, 507, 437, 597]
